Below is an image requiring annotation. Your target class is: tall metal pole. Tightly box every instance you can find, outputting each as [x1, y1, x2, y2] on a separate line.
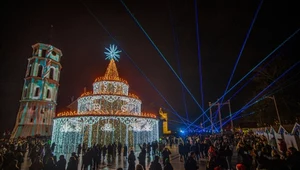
[209, 102, 213, 133]
[218, 103, 222, 134]
[228, 100, 234, 132]
[272, 95, 281, 124]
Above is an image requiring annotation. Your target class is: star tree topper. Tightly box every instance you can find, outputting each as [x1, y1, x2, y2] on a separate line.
[104, 44, 122, 61]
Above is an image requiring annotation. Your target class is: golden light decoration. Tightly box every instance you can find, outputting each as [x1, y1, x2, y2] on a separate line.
[56, 110, 157, 119]
[80, 91, 92, 97]
[79, 92, 140, 100]
[56, 111, 78, 117]
[94, 76, 128, 84]
[94, 59, 128, 84]
[52, 45, 159, 158]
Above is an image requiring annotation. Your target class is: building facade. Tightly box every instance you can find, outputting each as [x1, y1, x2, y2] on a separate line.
[11, 43, 62, 138]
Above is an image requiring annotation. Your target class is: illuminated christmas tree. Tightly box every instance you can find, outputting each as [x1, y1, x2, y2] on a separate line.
[51, 44, 159, 157]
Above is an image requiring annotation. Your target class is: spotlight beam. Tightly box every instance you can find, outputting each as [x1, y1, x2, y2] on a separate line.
[186, 28, 300, 129]
[208, 73, 300, 129]
[194, 0, 205, 114]
[209, 74, 300, 129]
[82, 2, 189, 127]
[168, 4, 190, 121]
[221, 0, 263, 107]
[210, 55, 277, 121]
[222, 60, 300, 126]
[119, 0, 216, 126]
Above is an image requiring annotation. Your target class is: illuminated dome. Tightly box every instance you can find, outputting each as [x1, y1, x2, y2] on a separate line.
[51, 45, 159, 157]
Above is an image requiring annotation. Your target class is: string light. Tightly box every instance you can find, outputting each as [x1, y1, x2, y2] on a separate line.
[52, 45, 159, 157]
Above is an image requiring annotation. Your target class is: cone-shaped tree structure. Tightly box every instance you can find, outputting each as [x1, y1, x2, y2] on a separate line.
[104, 59, 119, 80]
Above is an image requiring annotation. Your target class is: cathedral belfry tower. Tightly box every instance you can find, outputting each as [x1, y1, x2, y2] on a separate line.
[11, 43, 62, 138]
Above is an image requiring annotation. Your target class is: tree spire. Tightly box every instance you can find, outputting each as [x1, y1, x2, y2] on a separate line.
[104, 59, 119, 80]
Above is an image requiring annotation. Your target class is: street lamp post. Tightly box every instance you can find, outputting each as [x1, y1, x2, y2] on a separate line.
[217, 103, 223, 134]
[266, 95, 281, 124]
[224, 100, 234, 132]
[209, 102, 214, 133]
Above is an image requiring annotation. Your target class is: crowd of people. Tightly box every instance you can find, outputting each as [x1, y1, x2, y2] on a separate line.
[0, 133, 175, 170]
[234, 133, 300, 170]
[0, 131, 300, 170]
[176, 132, 300, 170]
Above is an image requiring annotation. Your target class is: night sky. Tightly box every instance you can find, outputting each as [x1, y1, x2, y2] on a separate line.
[1, 0, 299, 131]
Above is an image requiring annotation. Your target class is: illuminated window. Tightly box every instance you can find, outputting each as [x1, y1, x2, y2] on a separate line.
[49, 68, 54, 80]
[37, 65, 43, 77]
[33, 48, 38, 56]
[46, 89, 51, 99]
[27, 65, 32, 77]
[34, 87, 40, 97]
[23, 88, 28, 98]
[42, 50, 47, 57]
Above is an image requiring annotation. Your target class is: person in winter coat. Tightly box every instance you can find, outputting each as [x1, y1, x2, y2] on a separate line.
[56, 155, 66, 170]
[29, 157, 44, 170]
[44, 157, 56, 170]
[286, 147, 300, 170]
[162, 147, 171, 166]
[179, 143, 184, 162]
[149, 156, 162, 170]
[4, 160, 19, 170]
[185, 152, 198, 170]
[67, 156, 77, 170]
[138, 149, 146, 170]
[128, 150, 136, 170]
[163, 158, 173, 170]
[135, 164, 144, 170]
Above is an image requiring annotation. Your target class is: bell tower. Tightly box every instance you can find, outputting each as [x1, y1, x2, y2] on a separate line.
[11, 43, 62, 138]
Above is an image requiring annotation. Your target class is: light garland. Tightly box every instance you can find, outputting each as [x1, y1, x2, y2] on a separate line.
[56, 112, 156, 119]
[101, 123, 115, 131]
[51, 45, 159, 159]
[93, 81, 129, 96]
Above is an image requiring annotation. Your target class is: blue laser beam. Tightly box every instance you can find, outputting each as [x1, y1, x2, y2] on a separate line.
[194, 0, 205, 116]
[212, 77, 300, 128]
[82, 2, 189, 126]
[223, 60, 300, 126]
[210, 55, 278, 122]
[119, 0, 213, 121]
[210, 73, 300, 129]
[186, 28, 300, 129]
[168, 4, 190, 121]
[162, 106, 215, 131]
[212, 74, 300, 129]
[220, 0, 263, 106]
